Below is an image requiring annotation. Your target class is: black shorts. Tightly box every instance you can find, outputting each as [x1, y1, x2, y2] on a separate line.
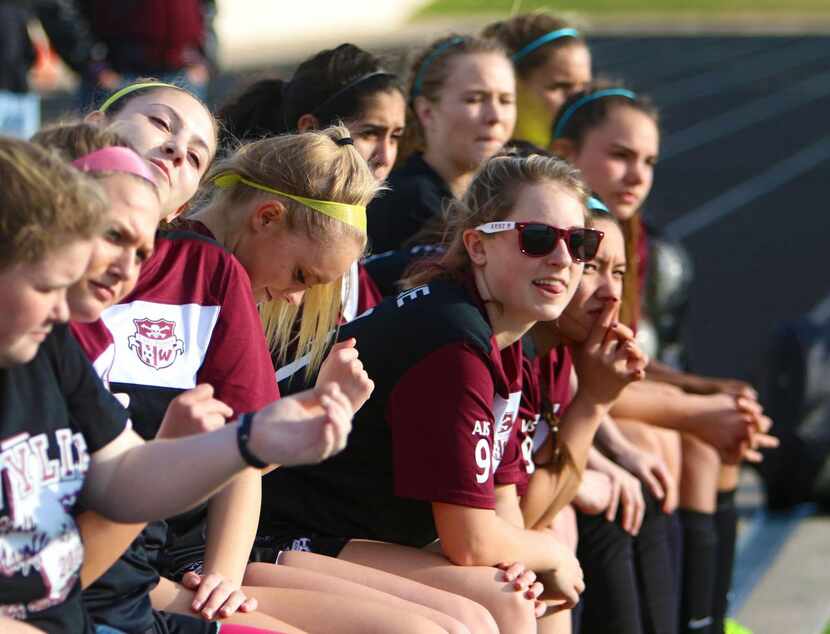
[151, 610, 218, 634]
[250, 523, 350, 563]
[156, 521, 349, 580]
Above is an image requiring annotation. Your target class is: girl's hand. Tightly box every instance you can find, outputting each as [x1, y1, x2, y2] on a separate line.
[599, 462, 646, 535]
[158, 384, 234, 439]
[537, 545, 585, 612]
[317, 338, 375, 412]
[249, 383, 353, 466]
[497, 562, 547, 618]
[689, 394, 778, 464]
[571, 298, 648, 406]
[614, 444, 676, 514]
[181, 571, 257, 620]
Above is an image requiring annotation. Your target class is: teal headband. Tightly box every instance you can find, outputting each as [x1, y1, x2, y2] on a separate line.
[411, 36, 465, 98]
[553, 88, 637, 139]
[512, 28, 581, 62]
[588, 196, 609, 213]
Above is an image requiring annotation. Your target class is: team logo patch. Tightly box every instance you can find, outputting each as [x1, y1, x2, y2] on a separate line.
[128, 318, 185, 370]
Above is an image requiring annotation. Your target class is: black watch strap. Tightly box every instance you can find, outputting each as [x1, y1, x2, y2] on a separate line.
[237, 412, 268, 469]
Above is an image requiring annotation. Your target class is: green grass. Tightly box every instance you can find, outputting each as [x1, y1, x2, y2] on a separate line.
[417, 0, 830, 17]
[823, 621, 830, 634]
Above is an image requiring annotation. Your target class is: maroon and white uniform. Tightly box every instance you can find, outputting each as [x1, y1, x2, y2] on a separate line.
[262, 277, 525, 548]
[72, 229, 280, 438]
[515, 340, 574, 495]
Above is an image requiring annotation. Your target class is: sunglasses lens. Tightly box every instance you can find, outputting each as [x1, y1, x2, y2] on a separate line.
[570, 229, 602, 261]
[520, 224, 558, 256]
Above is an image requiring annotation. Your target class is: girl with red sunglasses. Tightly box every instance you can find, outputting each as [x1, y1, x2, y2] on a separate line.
[266, 153, 647, 632]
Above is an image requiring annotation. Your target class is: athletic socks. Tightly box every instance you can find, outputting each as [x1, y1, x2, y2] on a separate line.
[712, 489, 738, 633]
[576, 510, 643, 634]
[634, 492, 679, 634]
[679, 509, 718, 634]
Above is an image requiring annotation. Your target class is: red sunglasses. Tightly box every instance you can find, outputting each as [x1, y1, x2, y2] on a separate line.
[476, 221, 604, 262]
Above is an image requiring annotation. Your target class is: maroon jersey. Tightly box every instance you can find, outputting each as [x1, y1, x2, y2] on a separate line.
[263, 277, 525, 547]
[70, 319, 115, 387]
[341, 262, 384, 323]
[71, 229, 280, 438]
[515, 342, 574, 495]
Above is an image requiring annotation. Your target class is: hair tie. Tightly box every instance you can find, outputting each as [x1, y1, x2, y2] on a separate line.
[99, 81, 180, 113]
[72, 147, 157, 185]
[335, 137, 354, 147]
[553, 88, 637, 139]
[212, 172, 366, 232]
[512, 28, 580, 63]
[312, 71, 396, 118]
[411, 36, 465, 99]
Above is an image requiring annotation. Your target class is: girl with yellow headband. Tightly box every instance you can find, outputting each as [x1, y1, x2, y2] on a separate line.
[76, 80, 465, 634]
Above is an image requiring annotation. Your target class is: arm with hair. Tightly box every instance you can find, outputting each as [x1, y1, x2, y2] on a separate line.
[201, 469, 261, 586]
[82, 385, 352, 522]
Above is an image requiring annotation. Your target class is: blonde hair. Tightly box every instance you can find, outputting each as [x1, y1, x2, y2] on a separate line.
[403, 153, 589, 288]
[199, 125, 379, 374]
[0, 138, 107, 269]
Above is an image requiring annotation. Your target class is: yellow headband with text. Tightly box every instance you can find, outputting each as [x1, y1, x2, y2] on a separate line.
[99, 81, 181, 113]
[212, 172, 367, 233]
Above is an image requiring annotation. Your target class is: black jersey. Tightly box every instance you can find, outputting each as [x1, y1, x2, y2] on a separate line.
[0, 326, 128, 633]
[366, 153, 453, 253]
[362, 243, 445, 299]
[264, 277, 525, 548]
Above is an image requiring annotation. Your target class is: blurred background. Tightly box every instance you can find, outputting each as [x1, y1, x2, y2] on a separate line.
[4, 1, 830, 631]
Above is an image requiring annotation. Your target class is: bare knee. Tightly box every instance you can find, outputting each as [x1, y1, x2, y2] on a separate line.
[484, 581, 537, 634]
[444, 596, 496, 634]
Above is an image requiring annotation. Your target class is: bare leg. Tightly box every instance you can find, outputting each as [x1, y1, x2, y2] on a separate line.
[679, 433, 719, 513]
[151, 575, 449, 634]
[244, 558, 469, 634]
[338, 540, 539, 634]
[151, 577, 305, 634]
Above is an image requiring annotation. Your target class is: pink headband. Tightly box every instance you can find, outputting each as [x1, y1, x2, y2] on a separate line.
[72, 147, 157, 185]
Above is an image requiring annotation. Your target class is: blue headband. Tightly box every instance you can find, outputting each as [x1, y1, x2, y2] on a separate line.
[512, 28, 581, 62]
[553, 88, 637, 139]
[588, 196, 609, 213]
[411, 36, 465, 98]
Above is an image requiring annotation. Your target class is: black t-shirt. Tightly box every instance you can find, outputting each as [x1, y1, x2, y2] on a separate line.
[366, 153, 453, 253]
[265, 278, 525, 548]
[0, 325, 128, 633]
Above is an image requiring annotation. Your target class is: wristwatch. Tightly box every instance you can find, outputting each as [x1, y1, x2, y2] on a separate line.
[236, 412, 269, 469]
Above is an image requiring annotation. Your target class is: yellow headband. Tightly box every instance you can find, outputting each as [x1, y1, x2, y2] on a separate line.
[99, 81, 181, 113]
[212, 172, 367, 233]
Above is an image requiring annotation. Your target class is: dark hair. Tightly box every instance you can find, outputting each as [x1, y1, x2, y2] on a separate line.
[217, 43, 402, 149]
[399, 34, 509, 162]
[554, 80, 658, 326]
[482, 12, 586, 79]
[552, 79, 658, 147]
